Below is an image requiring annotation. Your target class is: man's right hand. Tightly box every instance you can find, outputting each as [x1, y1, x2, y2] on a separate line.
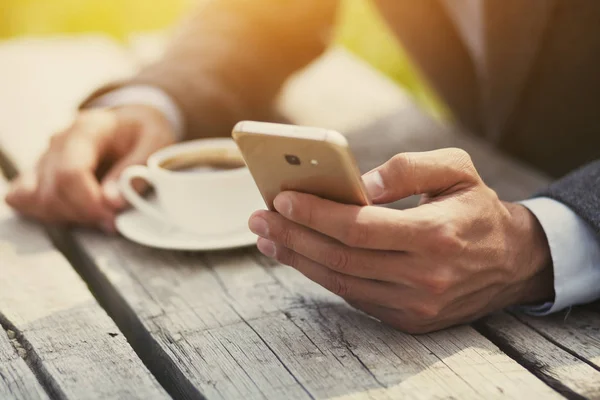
[5, 105, 176, 232]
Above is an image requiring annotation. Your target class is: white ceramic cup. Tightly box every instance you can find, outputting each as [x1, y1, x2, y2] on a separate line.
[118, 138, 264, 236]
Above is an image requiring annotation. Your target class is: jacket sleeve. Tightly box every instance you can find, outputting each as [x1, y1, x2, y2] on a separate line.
[537, 160, 600, 235]
[83, 0, 339, 139]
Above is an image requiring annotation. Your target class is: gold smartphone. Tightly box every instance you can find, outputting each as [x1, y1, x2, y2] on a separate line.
[232, 121, 370, 210]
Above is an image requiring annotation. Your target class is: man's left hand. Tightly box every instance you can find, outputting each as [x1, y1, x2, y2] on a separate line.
[249, 148, 555, 333]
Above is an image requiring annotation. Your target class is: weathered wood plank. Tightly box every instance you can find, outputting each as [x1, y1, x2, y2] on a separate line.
[0, 172, 168, 399]
[0, 324, 48, 400]
[346, 108, 600, 398]
[479, 313, 600, 399]
[1, 35, 595, 399]
[0, 37, 168, 398]
[0, 176, 49, 400]
[72, 236, 560, 399]
[258, 256, 564, 399]
[517, 309, 600, 370]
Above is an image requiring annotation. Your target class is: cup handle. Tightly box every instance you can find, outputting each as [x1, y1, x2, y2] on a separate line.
[118, 165, 167, 223]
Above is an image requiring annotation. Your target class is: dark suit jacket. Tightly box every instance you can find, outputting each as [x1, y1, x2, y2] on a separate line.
[85, 0, 600, 233]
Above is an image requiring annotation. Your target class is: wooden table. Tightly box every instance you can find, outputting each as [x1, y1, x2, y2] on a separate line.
[0, 35, 599, 400]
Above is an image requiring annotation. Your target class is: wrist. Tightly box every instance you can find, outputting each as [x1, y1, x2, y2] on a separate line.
[86, 84, 184, 141]
[505, 202, 555, 305]
[110, 105, 178, 143]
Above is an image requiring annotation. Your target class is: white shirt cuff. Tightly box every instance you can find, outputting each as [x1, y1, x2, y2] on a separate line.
[519, 197, 600, 315]
[87, 85, 185, 141]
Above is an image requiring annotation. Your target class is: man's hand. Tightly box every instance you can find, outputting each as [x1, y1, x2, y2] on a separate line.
[5, 105, 175, 232]
[249, 148, 555, 333]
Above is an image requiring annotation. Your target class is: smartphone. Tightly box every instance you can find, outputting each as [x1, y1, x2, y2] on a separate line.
[232, 121, 370, 211]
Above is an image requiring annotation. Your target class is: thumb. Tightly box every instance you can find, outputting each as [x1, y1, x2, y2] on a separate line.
[362, 148, 480, 204]
[101, 148, 152, 209]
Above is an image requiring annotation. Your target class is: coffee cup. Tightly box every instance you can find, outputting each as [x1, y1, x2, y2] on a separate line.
[118, 138, 264, 236]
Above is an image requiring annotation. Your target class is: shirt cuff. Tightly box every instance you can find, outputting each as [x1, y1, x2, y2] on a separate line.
[519, 197, 600, 315]
[87, 85, 185, 141]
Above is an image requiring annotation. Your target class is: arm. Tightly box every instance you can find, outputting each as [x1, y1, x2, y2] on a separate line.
[7, 1, 338, 230]
[520, 160, 600, 314]
[84, 0, 340, 140]
[539, 160, 600, 234]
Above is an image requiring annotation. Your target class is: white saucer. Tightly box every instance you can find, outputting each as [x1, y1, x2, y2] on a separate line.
[115, 201, 258, 251]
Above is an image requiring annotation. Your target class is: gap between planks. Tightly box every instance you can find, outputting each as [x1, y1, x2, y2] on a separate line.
[1, 35, 599, 399]
[0, 154, 168, 400]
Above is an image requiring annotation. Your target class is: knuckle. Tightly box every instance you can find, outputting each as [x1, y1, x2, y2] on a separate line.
[484, 186, 501, 202]
[391, 153, 419, 194]
[431, 223, 466, 255]
[280, 226, 296, 250]
[342, 221, 370, 247]
[274, 247, 294, 267]
[390, 153, 410, 170]
[55, 168, 83, 187]
[39, 194, 57, 214]
[325, 247, 351, 272]
[410, 301, 442, 320]
[303, 199, 316, 226]
[448, 148, 477, 177]
[49, 133, 63, 146]
[447, 147, 472, 165]
[422, 271, 454, 295]
[327, 275, 351, 297]
[49, 130, 71, 149]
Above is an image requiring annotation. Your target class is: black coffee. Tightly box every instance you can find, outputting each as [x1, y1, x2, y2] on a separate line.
[160, 148, 246, 172]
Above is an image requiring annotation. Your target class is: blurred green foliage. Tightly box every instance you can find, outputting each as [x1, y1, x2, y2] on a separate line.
[0, 0, 445, 117]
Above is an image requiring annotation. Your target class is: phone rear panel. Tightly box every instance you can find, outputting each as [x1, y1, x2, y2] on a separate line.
[233, 122, 370, 211]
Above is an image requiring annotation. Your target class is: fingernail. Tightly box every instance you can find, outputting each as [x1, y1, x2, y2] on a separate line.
[257, 238, 276, 258]
[103, 181, 124, 207]
[273, 194, 292, 217]
[249, 215, 269, 237]
[363, 171, 385, 199]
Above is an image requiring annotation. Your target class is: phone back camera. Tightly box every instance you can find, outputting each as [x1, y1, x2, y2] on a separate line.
[285, 154, 301, 165]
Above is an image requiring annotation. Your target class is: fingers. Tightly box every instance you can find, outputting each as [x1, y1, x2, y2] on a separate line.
[6, 112, 116, 228]
[272, 191, 444, 251]
[6, 106, 175, 230]
[100, 111, 176, 209]
[6, 174, 79, 224]
[39, 138, 114, 223]
[362, 148, 481, 204]
[257, 237, 412, 308]
[100, 146, 155, 209]
[250, 210, 425, 285]
[5, 174, 47, 220]
[6, 170, 113, 227]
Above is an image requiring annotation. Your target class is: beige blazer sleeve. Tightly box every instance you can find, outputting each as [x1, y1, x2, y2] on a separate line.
[83, 0, 339, 140]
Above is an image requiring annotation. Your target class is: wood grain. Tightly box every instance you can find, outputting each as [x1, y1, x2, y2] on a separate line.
[479, 313, 600, 399]
[0, 176, 49, 400]
[0, 35, 598, 399]
[0, 152, 166, 397]
[346, 108, 600, 399]
[517, 309, 600, 370]
[70, 237, 560, 399]
[0, 323, 49, 400]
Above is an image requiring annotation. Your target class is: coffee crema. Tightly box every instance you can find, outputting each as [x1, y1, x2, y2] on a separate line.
[159, 147, 246, 172]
